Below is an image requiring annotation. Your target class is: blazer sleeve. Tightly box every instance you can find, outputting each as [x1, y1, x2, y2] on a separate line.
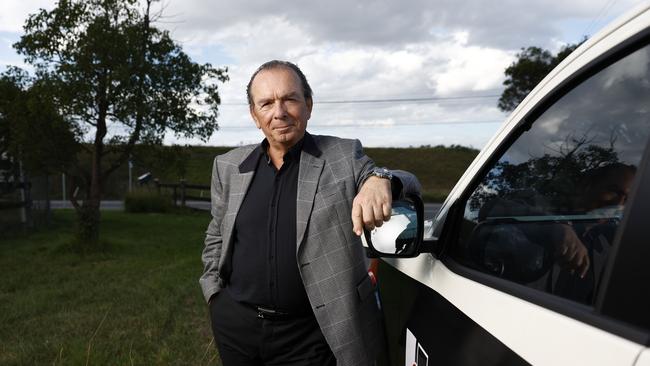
[199, 156, 227, 303]
[352, 139, 376, 192]
[351, 139, 421, 198]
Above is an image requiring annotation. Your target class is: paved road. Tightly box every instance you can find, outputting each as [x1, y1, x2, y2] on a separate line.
[49, 200, 211, 210]
[424, 203, 443, 220]
[51, 200, 443, 218]
[50, 200, 125, 210]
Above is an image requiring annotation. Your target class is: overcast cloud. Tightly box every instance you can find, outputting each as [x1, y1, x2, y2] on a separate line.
[0, 0, 645, 148]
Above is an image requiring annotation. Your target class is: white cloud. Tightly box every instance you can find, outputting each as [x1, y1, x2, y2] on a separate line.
[0, 1, 56, 33]
[429, 39, 515, 95]
[161, 0, 644, 49]
[2, 0, 646, 148]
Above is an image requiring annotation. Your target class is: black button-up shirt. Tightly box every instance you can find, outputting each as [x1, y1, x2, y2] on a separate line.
[227, 137, 311, 314]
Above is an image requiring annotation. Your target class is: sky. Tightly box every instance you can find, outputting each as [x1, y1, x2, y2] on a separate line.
[0, 0, 646, 148]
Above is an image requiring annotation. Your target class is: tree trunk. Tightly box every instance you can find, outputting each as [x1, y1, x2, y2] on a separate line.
[44, 173, 51, 224]
[76, 128, 105, 250]
[73, 45, 110, 249]
[76, 198, 101, 251]
[76, 104, 106, 251]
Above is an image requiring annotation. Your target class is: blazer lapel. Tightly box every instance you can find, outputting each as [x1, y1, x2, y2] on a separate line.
[296, 146, 324, 252]
[220, 146, 259, 255]
[221, 170, 254, 251]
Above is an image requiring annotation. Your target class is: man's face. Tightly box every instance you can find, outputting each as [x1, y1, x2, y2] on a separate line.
[249, 67, 312, 149]
[584, 170, 635, 210]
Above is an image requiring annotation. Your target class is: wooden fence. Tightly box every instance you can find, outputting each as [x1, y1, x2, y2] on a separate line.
[153, 179, 210, 208]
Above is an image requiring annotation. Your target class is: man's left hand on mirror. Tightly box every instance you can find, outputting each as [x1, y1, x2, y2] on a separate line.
[352, 176, 392, 236]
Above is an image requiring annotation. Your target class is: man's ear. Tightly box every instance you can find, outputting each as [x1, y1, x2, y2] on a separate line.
[250, 106, 261, 129]
[306, 98, 313, 119]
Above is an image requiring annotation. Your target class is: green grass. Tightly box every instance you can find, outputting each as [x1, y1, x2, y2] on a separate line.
[0, 210, 220, 365]
[163, 145, 478, 202]
[42, 145, 478, 203]
[367, 145, 478, 202]
[124, 190, 174, 213]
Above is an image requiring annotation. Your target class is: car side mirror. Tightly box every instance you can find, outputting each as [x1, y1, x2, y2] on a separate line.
[364, 193, 425, 258]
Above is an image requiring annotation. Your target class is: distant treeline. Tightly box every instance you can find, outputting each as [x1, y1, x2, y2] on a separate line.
[46, 144, 479, 203]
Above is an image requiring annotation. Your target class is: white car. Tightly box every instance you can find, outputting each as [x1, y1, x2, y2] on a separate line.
[366, 3, 650, 365]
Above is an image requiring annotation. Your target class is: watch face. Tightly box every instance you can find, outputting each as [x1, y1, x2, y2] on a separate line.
[374, 167, 392, 179]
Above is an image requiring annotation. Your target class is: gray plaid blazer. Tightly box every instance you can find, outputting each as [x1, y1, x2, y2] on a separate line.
[200, 133, 410, 365]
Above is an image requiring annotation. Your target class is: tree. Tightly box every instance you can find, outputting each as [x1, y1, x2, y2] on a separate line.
[0, 72, 24, 184]
[0, 68, 79, 224]
[498, 41, 584, 112]
[13, 0, 228, 248]
[0, 68, 79, 176]
[468, 132, 621, 213]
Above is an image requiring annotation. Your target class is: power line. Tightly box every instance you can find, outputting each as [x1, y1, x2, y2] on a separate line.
[220, 93, 501, 106]
[308, 120, 503, 128]
[218, 120, 502, 129]
[316, 95, 501, 104]
[582, 0, 619, 37]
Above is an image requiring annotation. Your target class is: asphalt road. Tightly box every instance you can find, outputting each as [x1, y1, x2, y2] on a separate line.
[423, 203, 443, 220]
[50, 200, 443, 219]
[49, 200, 210, 210]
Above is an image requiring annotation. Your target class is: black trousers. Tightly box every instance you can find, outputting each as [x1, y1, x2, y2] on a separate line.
[209, 289, 336, 366]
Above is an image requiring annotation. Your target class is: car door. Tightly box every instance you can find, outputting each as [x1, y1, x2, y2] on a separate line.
[377, 11, 650, 366]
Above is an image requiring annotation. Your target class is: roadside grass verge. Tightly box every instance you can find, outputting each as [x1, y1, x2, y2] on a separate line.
[0, 210, 220, 365]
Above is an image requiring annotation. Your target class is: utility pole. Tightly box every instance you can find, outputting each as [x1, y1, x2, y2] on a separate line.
[128, 155, 133, 192]
[62, 172, 66, 202]
[19, 160, 26, 224]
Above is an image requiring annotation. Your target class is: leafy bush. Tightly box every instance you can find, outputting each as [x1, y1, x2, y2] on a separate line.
[124, 190, 173, 213]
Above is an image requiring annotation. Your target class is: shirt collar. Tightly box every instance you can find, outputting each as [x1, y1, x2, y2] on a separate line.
[239, 132, 320, 173]
[275, 136, 304, 164]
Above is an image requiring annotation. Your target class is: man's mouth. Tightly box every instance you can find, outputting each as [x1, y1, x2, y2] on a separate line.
[274, 125, 292, 132]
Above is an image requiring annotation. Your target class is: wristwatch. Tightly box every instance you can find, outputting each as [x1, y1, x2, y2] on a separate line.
[369, 167, 393, 180]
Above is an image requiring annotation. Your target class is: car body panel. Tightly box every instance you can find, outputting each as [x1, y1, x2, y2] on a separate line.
[636, 349, 650, 366]
[381, 256, 644, 365]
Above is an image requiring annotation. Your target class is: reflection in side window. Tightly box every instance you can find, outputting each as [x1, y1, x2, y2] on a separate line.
[455, 43, 650, 306]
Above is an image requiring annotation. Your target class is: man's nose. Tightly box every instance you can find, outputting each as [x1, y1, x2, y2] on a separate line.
[272, 101, 287, 119]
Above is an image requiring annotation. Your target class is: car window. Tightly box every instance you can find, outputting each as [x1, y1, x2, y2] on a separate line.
[453, 43, 650, 306]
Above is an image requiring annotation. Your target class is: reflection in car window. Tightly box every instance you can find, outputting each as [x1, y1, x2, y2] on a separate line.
[454, 43, 650, 306]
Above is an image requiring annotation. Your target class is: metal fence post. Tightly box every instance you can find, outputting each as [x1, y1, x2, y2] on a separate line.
[22, 181, 33, 230]
[180, 179, 186, 208]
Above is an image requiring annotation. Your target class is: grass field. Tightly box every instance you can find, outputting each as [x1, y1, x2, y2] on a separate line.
[142, 144, 478, 203]
[0, 210, 220, 365]
[366, 145, 478, 202]
[37, 144, 478, 202]
[0, 146, 478, 362]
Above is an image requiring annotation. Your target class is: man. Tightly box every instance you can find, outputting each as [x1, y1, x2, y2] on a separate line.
[200, 60, 417, 365]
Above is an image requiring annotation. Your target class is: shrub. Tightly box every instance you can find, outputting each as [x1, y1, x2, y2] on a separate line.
[124, 190, 173, 213]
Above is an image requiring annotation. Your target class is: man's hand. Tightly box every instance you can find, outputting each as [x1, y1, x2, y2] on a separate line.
[553, 224, 590, 278]
[352, 176, 392, 236]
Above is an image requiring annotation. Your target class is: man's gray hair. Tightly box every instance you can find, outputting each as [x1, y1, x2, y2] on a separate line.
[246, 60, 313, 106]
